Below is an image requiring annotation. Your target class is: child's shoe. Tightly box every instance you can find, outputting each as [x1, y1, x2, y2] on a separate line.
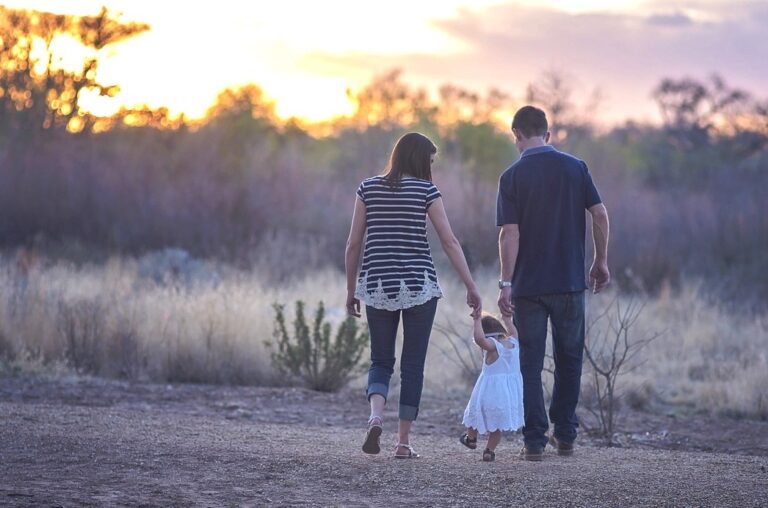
[459, 433, 478, 450]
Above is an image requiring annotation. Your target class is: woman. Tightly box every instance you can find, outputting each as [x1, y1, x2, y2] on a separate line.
[345, 132, 482, 458]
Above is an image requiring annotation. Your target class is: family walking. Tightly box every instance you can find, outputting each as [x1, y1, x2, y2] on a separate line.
[345, 105, 611, 461]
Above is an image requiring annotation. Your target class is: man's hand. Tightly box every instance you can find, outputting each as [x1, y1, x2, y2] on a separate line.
[589, 260, 610, 294]
[497, 286, 514, 316]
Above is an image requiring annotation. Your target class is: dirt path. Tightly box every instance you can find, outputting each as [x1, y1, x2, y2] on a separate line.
[1, 377, 767, 507]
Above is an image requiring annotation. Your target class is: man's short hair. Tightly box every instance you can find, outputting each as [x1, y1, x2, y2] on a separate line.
[512, 106, 548, 138]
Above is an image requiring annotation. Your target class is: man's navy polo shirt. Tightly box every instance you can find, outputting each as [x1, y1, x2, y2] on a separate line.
[496, 145, 602, 297]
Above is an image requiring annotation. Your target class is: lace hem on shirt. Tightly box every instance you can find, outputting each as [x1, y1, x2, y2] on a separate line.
[355, 271, 443, 311]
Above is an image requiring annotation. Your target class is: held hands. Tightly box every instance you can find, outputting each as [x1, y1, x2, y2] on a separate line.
[346, 291, 361, 317]
[466, 286, 482, 319]
[589, 260, 611, 294]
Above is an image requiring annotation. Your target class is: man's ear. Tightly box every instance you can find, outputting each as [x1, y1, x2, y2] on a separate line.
[544, 131, 551, 143]
[511, 127, 522, 141]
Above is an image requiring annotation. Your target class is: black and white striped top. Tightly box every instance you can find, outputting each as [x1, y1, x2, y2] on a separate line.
[354, 176, 444, 311]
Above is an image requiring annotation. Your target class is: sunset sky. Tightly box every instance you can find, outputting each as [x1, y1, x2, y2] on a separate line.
[4, 0, 767, 125]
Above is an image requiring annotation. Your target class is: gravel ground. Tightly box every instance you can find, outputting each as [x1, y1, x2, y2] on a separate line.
[1, 376, 767, 507]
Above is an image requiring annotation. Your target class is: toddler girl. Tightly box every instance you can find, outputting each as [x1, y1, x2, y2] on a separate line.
[460, 312, 524, 461]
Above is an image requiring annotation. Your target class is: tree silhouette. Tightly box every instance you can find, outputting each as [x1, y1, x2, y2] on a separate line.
[526, 70, 601, 147]
[652, 74, 762, 152]
[0, 5, 148, 135]
[346, 69, 435, 129]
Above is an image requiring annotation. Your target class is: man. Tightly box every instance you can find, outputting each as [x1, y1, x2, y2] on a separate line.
[496, 106, 610, 461]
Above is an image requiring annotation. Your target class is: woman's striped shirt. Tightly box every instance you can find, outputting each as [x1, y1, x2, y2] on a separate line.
[354, 176, 444, 311]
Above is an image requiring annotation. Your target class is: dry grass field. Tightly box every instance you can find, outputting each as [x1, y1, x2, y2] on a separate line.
[1, 254, 766, 420]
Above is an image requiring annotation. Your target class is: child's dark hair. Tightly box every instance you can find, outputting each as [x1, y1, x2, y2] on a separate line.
[481, 313, 508, 336]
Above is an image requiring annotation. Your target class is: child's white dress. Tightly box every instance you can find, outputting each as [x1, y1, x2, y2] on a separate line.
[462, 336, 524, 434]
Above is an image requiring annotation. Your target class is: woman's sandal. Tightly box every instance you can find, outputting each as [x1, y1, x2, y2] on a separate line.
[459, 433, 478, 450]
[362, 416, 383, 455]
[394, 443, 420, 459]
[482, 448, 496, 462]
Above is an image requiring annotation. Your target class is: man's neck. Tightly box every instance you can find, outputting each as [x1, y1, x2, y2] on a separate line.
[518, 137, 548, 152]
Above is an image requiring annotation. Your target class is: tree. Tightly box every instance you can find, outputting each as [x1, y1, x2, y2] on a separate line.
[201, 85, 281, 178]
[652, 74, 766, 154]
[525, 69, 599, 145]
[205, 84, 276, 122]
[0, 6, 149, 136]
[346, 69, 436, 129]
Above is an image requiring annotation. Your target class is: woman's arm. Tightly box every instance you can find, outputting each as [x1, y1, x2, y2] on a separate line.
[473, 317, 496, 352]
[427, 197, 481, 318]
[345, 197, 367, 317]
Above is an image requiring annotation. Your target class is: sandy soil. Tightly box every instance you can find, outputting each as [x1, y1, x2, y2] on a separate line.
[1, 376, 767, 507]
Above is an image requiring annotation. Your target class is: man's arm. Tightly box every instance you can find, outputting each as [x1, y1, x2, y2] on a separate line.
[497, 224, 519, 315]
[588, 203, 610, 293]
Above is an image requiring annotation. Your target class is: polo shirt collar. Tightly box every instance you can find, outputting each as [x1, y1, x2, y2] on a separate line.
[521, 145, 556, 158]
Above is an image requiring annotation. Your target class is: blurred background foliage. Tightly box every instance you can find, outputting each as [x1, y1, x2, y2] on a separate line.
[1, 5, 767, 310]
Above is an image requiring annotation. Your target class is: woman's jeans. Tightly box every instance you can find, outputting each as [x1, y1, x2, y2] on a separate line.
[514, 291, 586, 449]
[365, 297, 438, 421]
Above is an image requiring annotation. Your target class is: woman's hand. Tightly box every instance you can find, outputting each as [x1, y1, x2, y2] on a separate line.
[346, 291, 361, 317]
[466, 286, 482, 319]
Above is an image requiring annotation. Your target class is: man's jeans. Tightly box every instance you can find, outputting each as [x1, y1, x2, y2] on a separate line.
[514, 291, 586, 449]
[365, 297, 438, 421]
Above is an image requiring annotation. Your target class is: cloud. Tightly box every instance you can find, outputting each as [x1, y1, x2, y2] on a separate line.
[645, 12, 694, 26]
[299, 1, 768, 123]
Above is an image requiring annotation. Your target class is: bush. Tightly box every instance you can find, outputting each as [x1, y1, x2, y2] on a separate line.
[268, 300, 369, 392]
[582, 298, 661, 445]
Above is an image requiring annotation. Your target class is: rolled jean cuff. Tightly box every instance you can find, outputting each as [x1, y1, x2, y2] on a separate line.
[399, 403, 419, 421]
[367, 383, 389, 402]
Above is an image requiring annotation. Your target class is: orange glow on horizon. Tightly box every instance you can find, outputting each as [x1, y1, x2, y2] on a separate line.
[1, 0, 743, 126]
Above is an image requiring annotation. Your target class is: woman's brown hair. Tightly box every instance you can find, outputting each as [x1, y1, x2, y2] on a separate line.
[383, 132, 436, 186]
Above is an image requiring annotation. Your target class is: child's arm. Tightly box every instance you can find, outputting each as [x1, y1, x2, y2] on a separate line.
[501, 314, 519, 338]
[473, 316, 496, 352]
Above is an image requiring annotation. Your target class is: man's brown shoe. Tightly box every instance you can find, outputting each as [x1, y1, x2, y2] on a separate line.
[549, 435, 574, 456]
[519, 445, 544, 461]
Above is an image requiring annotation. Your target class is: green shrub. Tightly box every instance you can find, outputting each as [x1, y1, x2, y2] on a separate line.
[268, 300, 369, 392]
